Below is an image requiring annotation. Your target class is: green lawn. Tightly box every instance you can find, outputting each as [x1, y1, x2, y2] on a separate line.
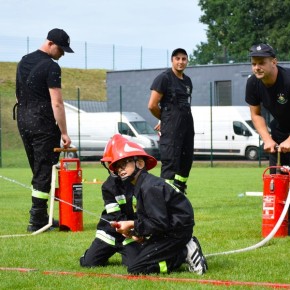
[0, 164, 289, 290]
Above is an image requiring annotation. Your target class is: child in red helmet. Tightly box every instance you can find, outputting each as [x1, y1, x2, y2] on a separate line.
[80, 135, 141, 267]
[109, 134, 207, 275]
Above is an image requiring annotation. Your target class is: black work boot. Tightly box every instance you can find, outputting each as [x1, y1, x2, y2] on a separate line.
[27, 197, 59, 232]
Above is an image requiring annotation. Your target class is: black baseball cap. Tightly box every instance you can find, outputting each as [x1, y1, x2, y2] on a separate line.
[47, 28, 74, 53]
[249, 43, 276, 58]
[171, 48, 188, 58]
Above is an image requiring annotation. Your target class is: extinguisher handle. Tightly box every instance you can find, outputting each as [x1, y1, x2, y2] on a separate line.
[262, 166, 283, 177]
[110, 221, 121, 229]
[54, 147, 78, 153]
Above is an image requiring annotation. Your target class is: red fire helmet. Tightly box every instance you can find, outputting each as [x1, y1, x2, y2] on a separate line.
[100, 135, 115, 162]
[108, 134, 157, 171]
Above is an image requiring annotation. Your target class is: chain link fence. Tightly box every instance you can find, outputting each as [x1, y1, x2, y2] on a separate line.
[0, 35, 171, 70]
[0, 36, 268, 167]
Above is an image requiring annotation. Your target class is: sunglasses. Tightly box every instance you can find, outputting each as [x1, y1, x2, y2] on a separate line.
[114, 158, 135, 170]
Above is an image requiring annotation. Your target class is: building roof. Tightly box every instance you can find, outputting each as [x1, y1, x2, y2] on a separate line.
[65, 100, 107, 112]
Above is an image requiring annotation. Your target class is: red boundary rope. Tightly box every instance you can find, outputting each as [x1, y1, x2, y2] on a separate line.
[1, 267, 289, 289]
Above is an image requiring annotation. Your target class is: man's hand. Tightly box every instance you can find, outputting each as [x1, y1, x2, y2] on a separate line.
[278, 137, 290, 153]
[263, 138, 278, 153]
[154, 121, 161, 132]
[61, 133, 71, 148]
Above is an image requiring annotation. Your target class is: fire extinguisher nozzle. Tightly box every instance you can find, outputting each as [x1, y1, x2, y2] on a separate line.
[110, 221, 121, 229]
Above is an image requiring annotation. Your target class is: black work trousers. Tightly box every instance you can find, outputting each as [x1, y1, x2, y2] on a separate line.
[127, 232, 192, 274]
[80, 237, 141, 267]
[269, 119, 290, 235]
[17, 104, 61, 193]
[159, 104, 194, 180]
[269, 120, 290, 171]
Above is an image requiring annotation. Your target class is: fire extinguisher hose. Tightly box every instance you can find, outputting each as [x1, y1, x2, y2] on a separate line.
[31, 165, 57, 235]
[205, 188, 290, 258]
[0, 165, 58, 238]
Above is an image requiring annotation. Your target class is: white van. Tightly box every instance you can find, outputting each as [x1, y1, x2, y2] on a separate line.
[65, 111, 160, 159]
[191, 106, 264, 160]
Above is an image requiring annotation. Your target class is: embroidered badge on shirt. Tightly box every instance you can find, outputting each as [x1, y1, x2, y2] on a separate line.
[186, 86, 191, 95]
[277, 93, 288, 104]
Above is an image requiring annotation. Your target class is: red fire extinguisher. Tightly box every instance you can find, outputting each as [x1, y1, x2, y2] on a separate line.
[55, 152, 83, 232]
[262, 166, 289, 237]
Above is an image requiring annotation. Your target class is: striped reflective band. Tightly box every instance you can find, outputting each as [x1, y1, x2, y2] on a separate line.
[132, 196, 137, 212]
[96, 230, 116, 246]
[159, 261, 168, 273]
[31, 189, 49, 200]
[122, 238, 135, 246]
[165, 180, 180, 193]
[165, 179, 173, 184]
[115, 194, 126, 205]
[174, 174, 188, 183]
[105, 203, 120, 214]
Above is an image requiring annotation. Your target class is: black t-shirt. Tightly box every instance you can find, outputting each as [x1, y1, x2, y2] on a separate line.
[245, 65, 290, 131]
[16, 49, 61, 104]
[150, 68, 192, 106]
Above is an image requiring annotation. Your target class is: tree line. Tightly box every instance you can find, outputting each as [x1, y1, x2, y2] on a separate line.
[189, 0, 290, 65]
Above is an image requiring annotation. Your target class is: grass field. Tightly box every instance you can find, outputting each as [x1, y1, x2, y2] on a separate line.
[1, 62, 289, 289]
[0, 163, 289, 290]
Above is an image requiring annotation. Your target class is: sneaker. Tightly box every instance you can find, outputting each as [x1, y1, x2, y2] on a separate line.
[185, 236, 208, 275]
[27, 219, 59, 232]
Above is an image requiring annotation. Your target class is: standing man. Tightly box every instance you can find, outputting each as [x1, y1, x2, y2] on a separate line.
[15, 28, 73, 232]
[245, 43, 290, 169]
[148, 48, 194, 193]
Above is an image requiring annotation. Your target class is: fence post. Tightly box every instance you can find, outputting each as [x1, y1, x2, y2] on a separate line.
[140, 46, 143, 69]
[85, 42, 87, 69]
[210, 82, 213, 167]
[27, 36, 29, 54]
[0, 94, 2, 168]
[113, 45, 115, 70]
[77, 88, 81, 158]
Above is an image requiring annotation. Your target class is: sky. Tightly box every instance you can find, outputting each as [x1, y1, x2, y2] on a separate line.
[0, 0, 207, 53]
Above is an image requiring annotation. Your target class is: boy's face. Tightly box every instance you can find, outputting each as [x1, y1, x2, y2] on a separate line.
[113, 157, 146, 180]
[114, 158, 136, 179]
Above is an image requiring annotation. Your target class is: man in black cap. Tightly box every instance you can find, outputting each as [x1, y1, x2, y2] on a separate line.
[148, 48, 194, 193]
[245, 43, 290, 169]
[15, 28, 73, 232]
[246, 43, 290, 235]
